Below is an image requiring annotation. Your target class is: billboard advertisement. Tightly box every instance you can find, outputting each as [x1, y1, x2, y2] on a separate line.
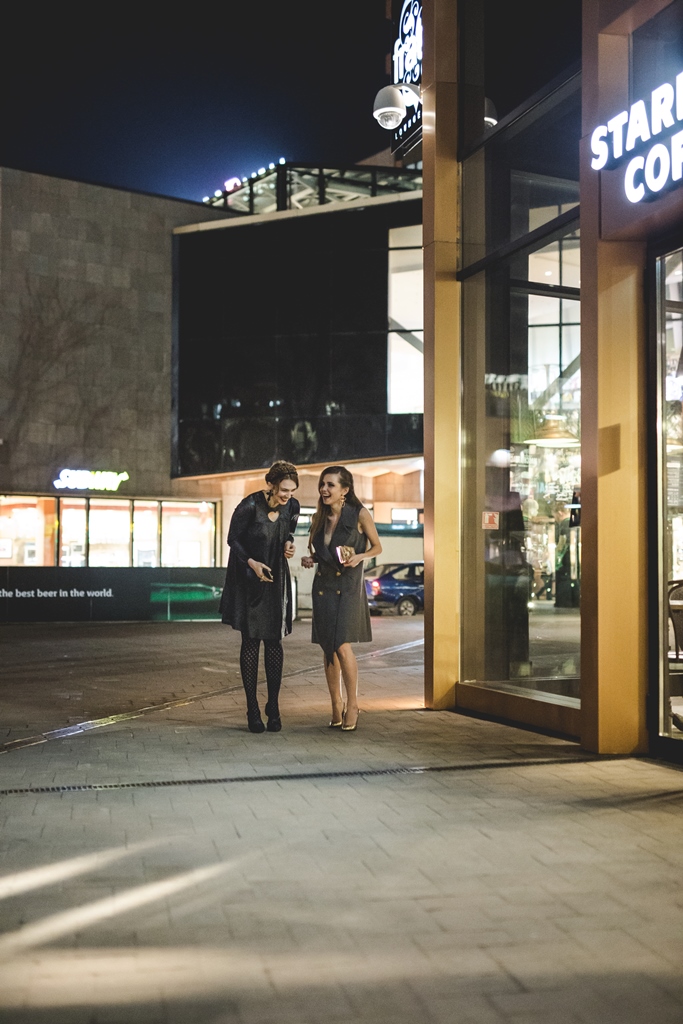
[0, 567, 226, 622]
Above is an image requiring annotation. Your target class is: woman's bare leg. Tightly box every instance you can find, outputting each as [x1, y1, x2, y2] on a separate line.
[324, 653, 344, 724]
[337, 643, 359, 727]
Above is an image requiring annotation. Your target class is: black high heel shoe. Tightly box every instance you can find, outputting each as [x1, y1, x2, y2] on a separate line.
[247, 711, 266, 734]
[265, 703, 282, 732]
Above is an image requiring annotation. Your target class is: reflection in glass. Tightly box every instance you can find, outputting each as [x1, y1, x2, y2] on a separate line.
[88, 499, 131, 567]
[0, 496, 57, 566]
[460, 77, 580, 264]
[59, 498, 87, 567]
[161, 502, 215, 568]
[512, 171, 579, 235]
[133, 501, 160, 567]
[528, 232, 580, 287]
[657, 247, 683, 739]
[462, 229, 581, 704]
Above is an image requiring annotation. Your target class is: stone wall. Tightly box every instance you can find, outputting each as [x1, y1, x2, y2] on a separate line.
[0, 167, 225, 496]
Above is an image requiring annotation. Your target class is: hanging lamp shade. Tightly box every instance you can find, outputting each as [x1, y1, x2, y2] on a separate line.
[523, 421, 580, 448]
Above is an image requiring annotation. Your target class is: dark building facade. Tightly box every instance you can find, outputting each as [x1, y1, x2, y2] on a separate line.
[174, 194, 423, 477]
[0, 167, 228, 622]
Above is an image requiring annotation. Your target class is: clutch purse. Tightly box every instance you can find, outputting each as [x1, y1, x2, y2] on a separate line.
[336, 545, 354, 565]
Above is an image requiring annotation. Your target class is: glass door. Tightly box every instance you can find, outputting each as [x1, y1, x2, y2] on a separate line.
[656, 246, 683, 741]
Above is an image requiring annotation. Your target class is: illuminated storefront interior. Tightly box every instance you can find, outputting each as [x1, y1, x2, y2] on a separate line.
[658, 246, 683, 742]
[460, 70, 582, 711]
[0, 496, 217, 569]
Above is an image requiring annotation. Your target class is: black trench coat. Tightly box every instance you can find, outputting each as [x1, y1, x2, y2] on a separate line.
[310, 502, 372, 663]
[220, 491, 300, 640]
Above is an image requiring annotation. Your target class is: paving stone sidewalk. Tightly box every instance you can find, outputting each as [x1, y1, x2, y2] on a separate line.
[0, 620, 682, 1024]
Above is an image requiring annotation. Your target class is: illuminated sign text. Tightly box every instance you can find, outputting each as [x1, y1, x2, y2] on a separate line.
[391, 0, 422, 151]
[591, 71, 683, 203]
[53, 469, 130, 491]
[393, 0, 422, 86]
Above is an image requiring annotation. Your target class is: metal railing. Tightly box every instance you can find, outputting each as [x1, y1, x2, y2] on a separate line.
[176, 412, 423, 476]
[203, 163, 423, 217]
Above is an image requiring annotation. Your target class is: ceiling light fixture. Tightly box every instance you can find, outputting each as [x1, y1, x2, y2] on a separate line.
[523, 421, 580, 448]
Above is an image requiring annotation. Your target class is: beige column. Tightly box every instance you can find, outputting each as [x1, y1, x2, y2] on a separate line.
[422, 0, 460, 709]
[580, 2, 648, 753]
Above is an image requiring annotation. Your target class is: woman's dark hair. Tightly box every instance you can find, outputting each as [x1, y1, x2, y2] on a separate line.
[265, 461, 299, 489]
[309, 466, 361, 543]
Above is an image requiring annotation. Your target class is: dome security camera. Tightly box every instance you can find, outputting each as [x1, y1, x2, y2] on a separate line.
[373, 85, 407, 130]
[484, 97, 498, 129]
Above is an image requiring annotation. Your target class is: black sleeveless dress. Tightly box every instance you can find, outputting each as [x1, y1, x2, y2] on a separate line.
[310, 503, 372, 663]
[220, 492, 300, 640]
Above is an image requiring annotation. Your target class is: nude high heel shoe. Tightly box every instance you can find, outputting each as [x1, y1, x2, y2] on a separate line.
[329, 704, 344, 728]
[341, 706, 361, 731]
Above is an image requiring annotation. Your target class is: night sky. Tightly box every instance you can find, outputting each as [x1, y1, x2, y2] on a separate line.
[0, 3, 581, 204]
[484, 0, 582, 122]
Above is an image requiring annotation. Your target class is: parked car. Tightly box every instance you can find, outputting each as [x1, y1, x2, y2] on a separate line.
[364, 562, 424, 616]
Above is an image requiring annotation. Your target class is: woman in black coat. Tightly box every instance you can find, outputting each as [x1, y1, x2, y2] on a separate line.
[302, 466, 382, 731]
[220, 461, 300, 733]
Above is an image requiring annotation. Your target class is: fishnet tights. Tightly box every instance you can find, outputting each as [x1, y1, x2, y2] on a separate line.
[239, 635, 283, 718]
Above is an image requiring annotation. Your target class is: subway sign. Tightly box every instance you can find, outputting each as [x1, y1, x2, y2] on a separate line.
[53, 469, 130, 491]
[591, 71, 683, 203]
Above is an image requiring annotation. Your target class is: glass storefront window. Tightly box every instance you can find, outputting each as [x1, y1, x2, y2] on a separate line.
[657, 247, 683, 740]
[133, 501, 160, 567]
[0, 496, 57, 566]
[2, 496, 216, 569]
[388, 225, 424, 415]
[59, 498, 87, 567]
[388, 332, 424, 414]
[161, 501, 215, 567]
[461, 227, 581, 704]
[461, 78, 580, 263]
[512, 171, 579, 236]
[528, 232, 580, 288]
[88, 499, 131, 567]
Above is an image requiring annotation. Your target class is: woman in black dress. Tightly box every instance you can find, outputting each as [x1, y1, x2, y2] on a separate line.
[220, 461, 300, 733]
[302, 466, 382, 731]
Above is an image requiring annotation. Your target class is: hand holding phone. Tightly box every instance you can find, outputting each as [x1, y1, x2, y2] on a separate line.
[248, 558, 274, 582]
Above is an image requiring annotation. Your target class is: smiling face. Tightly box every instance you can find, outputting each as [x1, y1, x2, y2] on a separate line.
[271, 478, 298, 505]
[320, 473, 349, 507]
